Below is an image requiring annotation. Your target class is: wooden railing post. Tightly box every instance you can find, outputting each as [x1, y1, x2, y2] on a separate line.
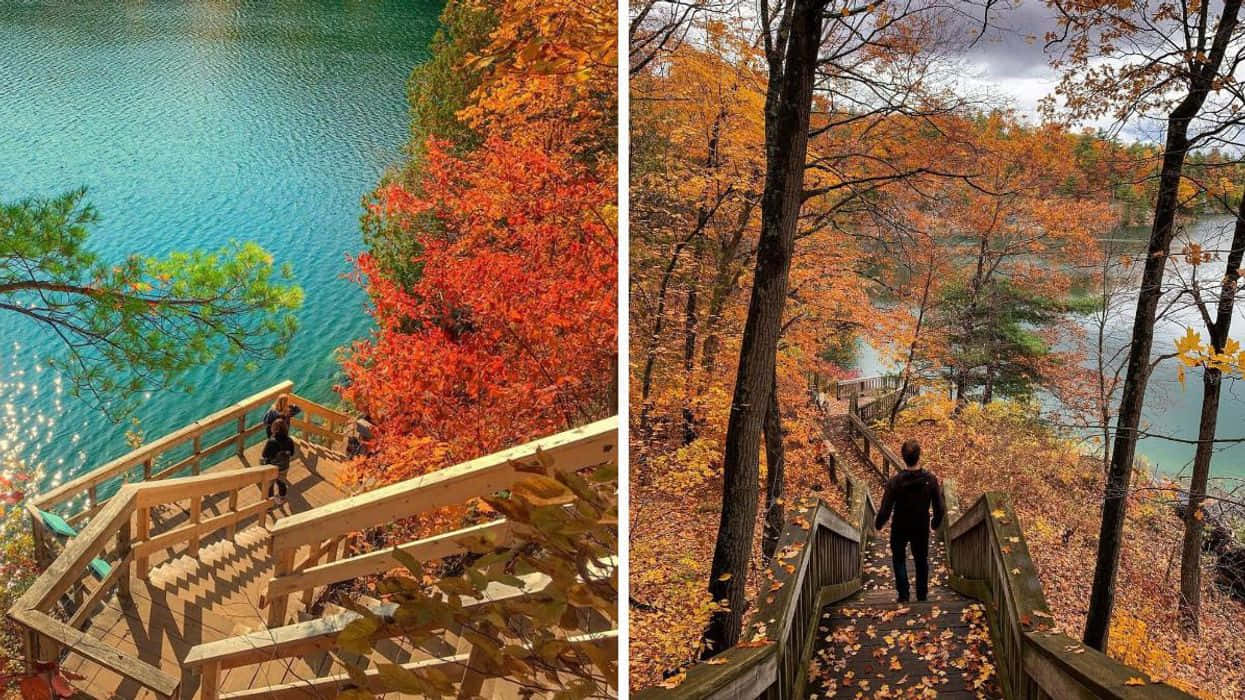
[267, 548, 294, 627]
[192, 435, 202, 475]
[117, 517, 133, 598]
[142, 457, 152, 481]
[200, 660, 221, 700]
[300, 543, 322, 608]
[189, 495, 202, 555]
[22, 627, 37, 673]
[136, 506, 151, 578]
[236, 415, 247, 458]
[226, 487, 239, 539]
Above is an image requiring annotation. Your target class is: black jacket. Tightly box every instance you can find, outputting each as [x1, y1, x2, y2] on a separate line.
[875, 468, 945, 534]
[262, 434, 295, 470]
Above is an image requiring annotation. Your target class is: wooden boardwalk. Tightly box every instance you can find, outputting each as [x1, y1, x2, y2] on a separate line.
[806, 522, 1000, 698]
[59, 440, 355, 699]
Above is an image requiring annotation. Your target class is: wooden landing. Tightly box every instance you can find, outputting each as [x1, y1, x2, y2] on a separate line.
[58, 439, 357, 699]
[805, 533, 1001, 698]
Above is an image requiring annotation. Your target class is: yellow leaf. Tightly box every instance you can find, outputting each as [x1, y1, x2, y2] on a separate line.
[718, 573, 732, 581]
[1125, 677, 1148, 686]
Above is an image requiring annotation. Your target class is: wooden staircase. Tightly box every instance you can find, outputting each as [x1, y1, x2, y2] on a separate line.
[10, 382, 619, 699]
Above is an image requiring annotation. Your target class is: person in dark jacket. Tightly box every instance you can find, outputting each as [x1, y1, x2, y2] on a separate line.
[262, 417, 296, 506]
[874, 440, 945, 602]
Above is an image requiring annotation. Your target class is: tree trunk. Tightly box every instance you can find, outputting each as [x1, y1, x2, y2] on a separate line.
[1083, 4, 1241, 646]
[682, 286, 699, 445]
[762, 368, 786, 562]
[1178, 368, 1222, 635]
[890, 258, 933, 428]
[702, 0, 822, 657]
[1084, 124, 1190, 652]
[1177, 192, 1245, 636]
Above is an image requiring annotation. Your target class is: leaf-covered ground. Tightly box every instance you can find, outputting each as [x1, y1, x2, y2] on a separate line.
[629, 393, 852, 689]
[807, 528, 1001, 698]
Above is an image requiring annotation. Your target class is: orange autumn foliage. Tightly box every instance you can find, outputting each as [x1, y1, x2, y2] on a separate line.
[341, 135, 616, 488]
[340, 0, 617, 505]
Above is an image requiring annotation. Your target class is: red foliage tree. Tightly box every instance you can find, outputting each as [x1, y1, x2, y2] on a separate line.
[340, 134, 616, 486]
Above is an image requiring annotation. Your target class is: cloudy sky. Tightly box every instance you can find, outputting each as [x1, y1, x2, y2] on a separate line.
[956, 2, 1061, 116]
[945, 2, 1161, 140]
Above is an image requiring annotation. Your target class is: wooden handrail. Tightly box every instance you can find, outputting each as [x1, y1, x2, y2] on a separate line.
[832, 374, 900, 400]
[261, 416, 618, 627]
[9, 466, 277, 699]
[269, 416, 618, 553]
[34, 381, 294, 518]
[943, 491, 1193, 698]
[264, 519, 515, 600]
[845, 410, 905, 479]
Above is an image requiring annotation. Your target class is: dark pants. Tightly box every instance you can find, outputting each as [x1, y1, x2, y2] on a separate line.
[890, 528, 930, 601]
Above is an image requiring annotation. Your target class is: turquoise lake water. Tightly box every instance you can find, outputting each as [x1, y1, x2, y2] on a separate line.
[0, 0, 441, 492]
[856, 216, 1245, 484]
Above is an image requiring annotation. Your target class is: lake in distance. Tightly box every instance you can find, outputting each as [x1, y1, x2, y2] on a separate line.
[0, 0, 441, 493]
[856, 215, 1245, 485]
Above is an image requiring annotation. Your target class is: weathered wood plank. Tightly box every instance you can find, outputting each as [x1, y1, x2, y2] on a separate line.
[10, 608, 179, 698]
[266, 519, 514, 600]
[133, 467, 277, 508]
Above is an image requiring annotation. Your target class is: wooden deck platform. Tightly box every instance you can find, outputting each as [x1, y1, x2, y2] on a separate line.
[806, 528, 1001, 698]
[59, 439, 356, 699]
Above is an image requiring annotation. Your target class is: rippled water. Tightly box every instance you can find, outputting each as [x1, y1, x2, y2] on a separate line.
[0, 0, 440, 492]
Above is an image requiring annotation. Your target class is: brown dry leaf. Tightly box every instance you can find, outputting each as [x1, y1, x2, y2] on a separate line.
[659, 672, 686, 689]
[706, 657, 728, 665]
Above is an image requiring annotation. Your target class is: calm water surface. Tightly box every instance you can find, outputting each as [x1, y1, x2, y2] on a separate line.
[0, 0, 440, 492]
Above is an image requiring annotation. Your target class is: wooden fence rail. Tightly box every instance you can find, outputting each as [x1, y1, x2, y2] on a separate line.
[833, 374, 900, 400]
[30, 382, 294, 536]
[944, 492, 1192, 699]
